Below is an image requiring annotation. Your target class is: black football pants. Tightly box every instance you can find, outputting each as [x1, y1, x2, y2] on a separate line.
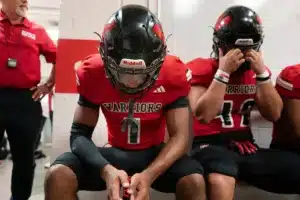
[0, 88, 42, 200]
[192, 133, 300, 194]
[53, 143, 204, 193]
[35, 115, 46, 150]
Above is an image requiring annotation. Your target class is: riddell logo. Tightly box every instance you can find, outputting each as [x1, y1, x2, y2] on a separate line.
[235, 38, 254, 46]
[120, 59, 146, 69]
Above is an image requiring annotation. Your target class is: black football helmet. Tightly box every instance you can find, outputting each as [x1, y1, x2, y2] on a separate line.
[212, 5, 264, 58]
[99, 4, 167, 94]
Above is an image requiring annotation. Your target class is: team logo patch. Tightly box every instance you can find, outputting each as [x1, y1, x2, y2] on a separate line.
[21, 30, 36, 40]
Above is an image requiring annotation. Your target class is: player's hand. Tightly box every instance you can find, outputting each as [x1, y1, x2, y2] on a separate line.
[30, 82, 53, 101]
[128, 172, 152, 200]
[245, 49, 265, 74]
[229, 140, 258, 155]
[218, 48, 245, 74]
[101, 165, 130, 200]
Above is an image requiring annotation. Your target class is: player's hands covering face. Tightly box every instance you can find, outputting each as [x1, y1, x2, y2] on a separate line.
[102, 165, 130, 200]
[245, 49, 266, 74]
[127, 172, 151, 200]
[218, 48, 245, 74]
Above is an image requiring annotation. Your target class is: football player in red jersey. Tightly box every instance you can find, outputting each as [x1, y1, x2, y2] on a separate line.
[45, 5, 206, 200]
[271, 65, 300, 151]
[188, 5, 300, 200]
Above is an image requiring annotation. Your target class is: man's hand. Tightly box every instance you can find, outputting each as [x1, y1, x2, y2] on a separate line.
[245, 49, 265, 74]
[102, 165, 130, 200]
[128, 172, 152, 200]
[30, 82, 53, 101]
[219, 48, 245, 74]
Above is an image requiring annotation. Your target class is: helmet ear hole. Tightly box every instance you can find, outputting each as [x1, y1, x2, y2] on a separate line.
[212, 44, 218, 58]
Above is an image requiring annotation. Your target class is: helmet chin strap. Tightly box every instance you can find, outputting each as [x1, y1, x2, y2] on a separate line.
[121, 98, 138, 133]
[236, 61, 251, 72]
[120, 83, 153, 134]
[241, 61, 251, 69]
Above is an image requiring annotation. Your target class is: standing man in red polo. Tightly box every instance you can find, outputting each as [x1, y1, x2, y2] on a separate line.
[0, 0, 57, 199]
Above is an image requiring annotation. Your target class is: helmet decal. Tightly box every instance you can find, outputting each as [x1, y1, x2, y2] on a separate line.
[215, 15, 232, 31]
[102, 19, 117, 39]
[152, 24, 165, 42]
[256, 15, 262, 24]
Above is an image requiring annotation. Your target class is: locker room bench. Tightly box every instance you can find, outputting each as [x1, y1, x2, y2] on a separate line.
[78, 187, 299, 200]
[76, 111, 299, 199]
[77, 184, 299, 200]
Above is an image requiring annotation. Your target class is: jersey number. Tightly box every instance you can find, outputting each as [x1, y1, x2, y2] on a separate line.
[123, 117, 141, 144]
[218, 99, 255, 128]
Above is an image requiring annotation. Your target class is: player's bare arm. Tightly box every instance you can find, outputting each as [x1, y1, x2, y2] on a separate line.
[277, 98, 300, 137]
[71, 96, 129, 199]
[142, 99, 190, 183]
[191, 82, 225, 123]
[189, 85, 207, 117]
[245, 50, 282, 121]
[192, 49, 245, 123]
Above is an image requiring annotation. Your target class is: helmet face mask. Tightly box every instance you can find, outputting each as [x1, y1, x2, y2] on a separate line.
[99, 5, 167, 95]
[212, 6, 264, 59]
[213, 35, 263, 57]
[103, 54, 164, 94]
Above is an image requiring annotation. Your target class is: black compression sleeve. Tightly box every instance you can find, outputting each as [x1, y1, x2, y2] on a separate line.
[70, 122, 109, 170]
[78, 95, 100, 110]
[163, 96, 189, 111]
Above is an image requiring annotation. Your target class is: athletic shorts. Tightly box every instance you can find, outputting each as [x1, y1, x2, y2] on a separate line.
[53, 143, 204, 193]
[192, 132, 300, 194]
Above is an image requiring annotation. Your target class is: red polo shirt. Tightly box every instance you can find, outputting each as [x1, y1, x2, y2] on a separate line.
[0, 11, 57, 88]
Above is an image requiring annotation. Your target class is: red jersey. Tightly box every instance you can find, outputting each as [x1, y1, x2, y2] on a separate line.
[273, 65, 300, 140]
[275, 65, 300, 99]
[0, 11, 57, 88]
[188, 58, 259, 137]
[76, 54, 191, 150]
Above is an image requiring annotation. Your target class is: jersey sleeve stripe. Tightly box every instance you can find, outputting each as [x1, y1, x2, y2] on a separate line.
[74, 61, 82, 69]
[276, 76, 293, 91]
[74, 60, 83, 86]
[186, 68, 192, 82]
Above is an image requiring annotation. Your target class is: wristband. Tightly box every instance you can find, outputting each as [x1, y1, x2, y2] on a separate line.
[214, 76, 228, 85]
[214, 69, 230, 85]
[256, 70, 271, 82]
[256, 78, 271, 85]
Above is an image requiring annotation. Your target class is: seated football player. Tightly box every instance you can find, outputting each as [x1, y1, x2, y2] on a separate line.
[44, 5, 206, 200]
[271, 65, 300, 152]
[188, 5, 300, 200]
